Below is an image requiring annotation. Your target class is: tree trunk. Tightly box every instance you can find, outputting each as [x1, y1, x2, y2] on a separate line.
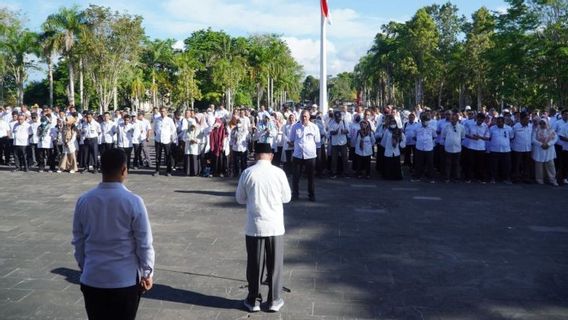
[459, 84, 465, 110]
[68, 60, 75, 106]
[438, 81, 444, 110]
[79, 57, 84, 109]
[113, 84, 118, 111]
[256, 83, 260, 110]
[48, 61, 54, 109]
[477, 86, 482, 111]
[226, 88, 232, 112]
[152, 73, 157, 108]
[0, 77, 4, 105]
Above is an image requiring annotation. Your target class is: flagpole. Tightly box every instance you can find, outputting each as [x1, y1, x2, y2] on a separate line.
[319, 12, 328, 114]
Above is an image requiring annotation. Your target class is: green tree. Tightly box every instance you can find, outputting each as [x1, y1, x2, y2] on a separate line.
[301, 75, 319, 103]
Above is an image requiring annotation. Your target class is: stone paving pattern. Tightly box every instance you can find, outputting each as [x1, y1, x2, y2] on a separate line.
[1, 166, 568, 319]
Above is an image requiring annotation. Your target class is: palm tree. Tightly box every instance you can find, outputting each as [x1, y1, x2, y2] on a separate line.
[44, 6, 83, 107]
[38, 29, 61, 108]
[143, 39, 175, 108]
[2, 28, 38, 106]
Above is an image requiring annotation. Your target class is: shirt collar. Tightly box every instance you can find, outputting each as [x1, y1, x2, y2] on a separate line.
[98, 182, 125, 189]
[257, 160, 272, 165]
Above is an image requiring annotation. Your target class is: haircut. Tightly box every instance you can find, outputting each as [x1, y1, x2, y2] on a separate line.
[100, 148, 127, 176]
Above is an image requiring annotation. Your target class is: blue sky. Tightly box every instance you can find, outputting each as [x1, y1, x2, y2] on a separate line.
[6, 0, 509, 78]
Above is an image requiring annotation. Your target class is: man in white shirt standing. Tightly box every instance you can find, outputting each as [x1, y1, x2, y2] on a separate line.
[82, 112, 102, 173]
[556, 109, 568, 185]
[489, 116, 515, 184]
[328, 111, 350, 178]
[12, 114, 32, 172]
[288, 110, 320, 201]
[441, 111, 465, 182]
[100, 112, 117, 155]
[412, 114, 437, 183]
[117, 114, 135, 171]
[153, 107, 177, 176]
[28, 112, 41, 167]
[511, 112, 533, 183]
[236, 143, 291, 313]
[72, 148, 154, 320]
[0, 114, 10, 165]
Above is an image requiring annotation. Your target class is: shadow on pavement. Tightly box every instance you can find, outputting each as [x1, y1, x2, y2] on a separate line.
[174, 190, 234, 197]
[50, 267, 243, 311]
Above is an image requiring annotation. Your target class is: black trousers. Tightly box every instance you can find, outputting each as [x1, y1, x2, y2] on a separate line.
[0, 136, 9, 164]
[13, 145, 28, 170]
[356, 155, 371, 176]
[121, 147, 133, 170]
[272, 146, 283, 167]
[284, 150, 293, 175]
[37, 148, 54, 171]
[402, 145, 416, 167]
[232, 151, 247, 177]
[245, 235, 283, 305]
[155, 142, 172, 173]
[100, 143, 114, 156]
[315, 146, 326, 176]
[80, 282, 141, 320]
[85, 138, 99, 169]
[445, 152, 461, 180]
[511, 151, 533, 182]
[292, 157, 315, 198]
[490, 152, 511, 181]
[133, 144, 142, 168]
[560, 150, 568, 181]
[27, 143, 38, 166]
[464, 148, 487, 181]
[413, 150, 434, 179]
[434, 144, 445, 176]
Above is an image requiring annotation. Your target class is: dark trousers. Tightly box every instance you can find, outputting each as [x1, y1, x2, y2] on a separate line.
[434, 144, 445, 176]
[13, 145, 28, 170]
[560, 150, 568, 181]
[232, 151, 247, 177]
[80, 282, 141, 320]
[403, 145, 416, 167]
[37, 148, 54, 171]
[284, 150, 293, 175]
[100, 143, 114, 156]
[292, 157, 315, 198]
[349, 147, 357, 171]
[183, 154, 200, 176]
[27, 143, 38, 166]
[133, 144, 142, 168]
[413, 150, 434, 180]
[85, 138, 99, 169]
[356, 155, 371, 176]
[512, 151, 533, 182]
[331, 144, 348, 175]
[272, 147, 283, 167]
[445, 152, 461, 180]
[155, 142, 172, 173]
[315, 146, 326, 176]
[245, 235, 283, 305]
[0, 137, 9, 164]
[490, 152, 511, 181]
[464, 148, 487, 181]
[121, 147, 132, 170]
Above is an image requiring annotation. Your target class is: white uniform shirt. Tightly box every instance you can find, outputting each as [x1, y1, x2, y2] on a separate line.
[288, 121, 320, 159]
[153, 116, 177, 144]
[328, 120, 349, 146]
[489, 125, 514, 153]
[100, 121, 117, 144]
[29, 121, 41, 144]
[511, 123, 533, 152]
[404, 121, 420, 146]
[12, 122, 32, 146]
[0, 119, 9, 138]
[355, 132, 376, 157]
[117, 123, 134, 148]
[132, 120, 147, 144]
[38, 125, 57, 149]
[379, 129, 406, 157]
[236, 160, 291, 237]
[532, 130, 558, 162]
[554, 120, 568, 151]
[415, 126, 437, 152]
[442, 123, 466, 153]
[230, 125, 249, 152]
[82, 121, 101, 139]
[465, 123, 489, 151]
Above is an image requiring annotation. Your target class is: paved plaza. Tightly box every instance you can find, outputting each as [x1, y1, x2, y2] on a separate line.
[0, 167, 568, 320]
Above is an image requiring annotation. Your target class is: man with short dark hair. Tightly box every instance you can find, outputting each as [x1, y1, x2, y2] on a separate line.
[236, 143, 291, 312]
[12, 114, 32, 172]
[81, 112, 101, 173]
[288, 110, 320, 201]
[153, 107, 177, 176]
[72, 148, 155, 320]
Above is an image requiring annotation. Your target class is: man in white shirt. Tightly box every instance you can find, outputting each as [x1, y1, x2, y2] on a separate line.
[153, 107, 177, 176]
[236, 143, 291, 313]
[488, 117, 514, 184]
[288, 110, 320, 201]
[72, 148, 154, 319]
[435, 110, 452, 177]
[132, 112, 148, 169]
[100, 112, 117, 155]
[117, 114, 135, 170]
[82, 112, 102, 173]
[464, 113, 490, 183]
[402, 113, 420, 168]
[28, 112, 41, 167]
[511, 112, 533, 183]
[556, 109, 568, 185]
[0, 114, 10, 165]
[214, 104, 229, 120]
[12, 114, 32, 172]
[441, 112, 465, 182]
[412, 114, 437, 183]
[328, 111, 350, 178]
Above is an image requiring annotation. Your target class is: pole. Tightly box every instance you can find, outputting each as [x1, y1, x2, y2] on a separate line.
[319, 13, 328, 114]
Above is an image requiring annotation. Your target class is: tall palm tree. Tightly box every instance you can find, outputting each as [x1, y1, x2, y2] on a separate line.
[38, 29, 61, 108]
[143, 39, 175, 108]
[44, 6, 83, 107]
[2, 28, 38, 106]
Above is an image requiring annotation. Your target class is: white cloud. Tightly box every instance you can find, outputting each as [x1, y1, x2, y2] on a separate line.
[172, 39, 185, 50]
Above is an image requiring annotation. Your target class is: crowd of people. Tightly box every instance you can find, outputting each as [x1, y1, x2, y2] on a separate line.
[1, 102, 568, 189]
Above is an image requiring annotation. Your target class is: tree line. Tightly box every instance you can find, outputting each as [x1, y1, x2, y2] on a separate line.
[351, 0, 568, 111]
[0, 5, 303, 113]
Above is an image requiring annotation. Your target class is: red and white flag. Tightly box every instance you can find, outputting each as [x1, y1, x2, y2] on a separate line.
[321, 0, 331, 24]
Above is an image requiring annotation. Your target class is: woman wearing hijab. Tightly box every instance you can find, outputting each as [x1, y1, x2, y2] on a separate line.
[354, 120, 375, 179]
[183, 116, 202, 176]
[377, 116, 406, 180]
[58, 116, 79, 173]
[37, 116, 57, 172]
[532, 117, 559, 186]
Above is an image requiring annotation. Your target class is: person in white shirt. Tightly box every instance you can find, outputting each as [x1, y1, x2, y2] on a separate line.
[349, 114, 362, 173]
[377, 115, 406, 180]
[282, 113, 297, 175]
[0, 115, 10, 165]
[235, 143, 291, 313]
[182, 116, 202, 176]
[100, 112, 117, 155]
[314, 114, 327, 177]
[153, 107, 178, 176]
[214, 104, 229, 120]
[489, 117, 515, 184]
[555, 109, 568, 185]
[412, 114, 437, 183]
[82, 112, 102, 173]
[328, 111, 350, 178]
[27, 112, 41, 167]
[532, 117, 558, 186]
[117, 114, 135, 170]
[441, 112, 466, 182]
[511, 112, 533, 183]
[230, 115, 249, 177]
[37, 116, 57, 172]
[354, 120, 376, 178]
[12, 114, 32, 172]
[435, 110, 452, 177]
[402, 113, 420, 168]
[464, 113, 490, 183]
[288, 110, 320, 201]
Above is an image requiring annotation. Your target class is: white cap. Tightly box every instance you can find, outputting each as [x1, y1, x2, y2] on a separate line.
[465, 106, 472, 111]
[311, 104, 318, 109]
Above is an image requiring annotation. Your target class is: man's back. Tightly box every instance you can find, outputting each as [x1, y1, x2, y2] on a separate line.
[73, 182, 154, 289]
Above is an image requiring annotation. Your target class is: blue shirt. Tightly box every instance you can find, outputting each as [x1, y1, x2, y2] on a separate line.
[288, 121, 320, 159]
[72, 182, 155, 289]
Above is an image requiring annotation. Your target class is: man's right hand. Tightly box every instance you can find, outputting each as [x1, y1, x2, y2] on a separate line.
[140, 276, 153, 293]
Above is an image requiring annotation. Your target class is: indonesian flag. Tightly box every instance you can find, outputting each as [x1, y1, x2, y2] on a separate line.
[321, 0, 331, 24]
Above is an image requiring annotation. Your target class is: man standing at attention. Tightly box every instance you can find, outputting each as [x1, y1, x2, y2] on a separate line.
[288, 109, 320, 201]
[236, 143, 291, 312]
[72, 148, 155, 320]
[153, 107, 177, 176]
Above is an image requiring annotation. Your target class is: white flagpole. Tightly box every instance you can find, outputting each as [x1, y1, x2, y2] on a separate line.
[319, 12, 328, 114]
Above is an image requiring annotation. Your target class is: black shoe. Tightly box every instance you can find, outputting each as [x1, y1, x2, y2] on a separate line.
[152, 171, 159, 177]
[166, 173, 172, 177]
[309, 196, 316, 202]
